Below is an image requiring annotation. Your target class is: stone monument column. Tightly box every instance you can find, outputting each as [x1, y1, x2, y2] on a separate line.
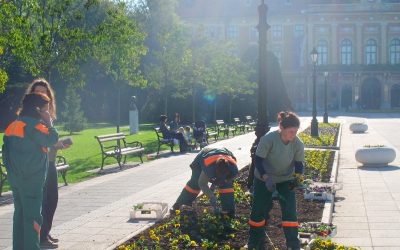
[129, 96, 139, 134]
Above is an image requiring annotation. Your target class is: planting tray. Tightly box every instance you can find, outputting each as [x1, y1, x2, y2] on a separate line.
[304, 191, 334, 201]
[130, 202, 168, 220]
[299, 222, 337, 238]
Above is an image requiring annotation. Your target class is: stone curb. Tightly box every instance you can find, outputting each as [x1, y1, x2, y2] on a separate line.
[321, 123, 342, 224]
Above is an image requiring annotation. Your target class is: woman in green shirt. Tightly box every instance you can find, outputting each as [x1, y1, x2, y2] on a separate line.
[247, 111, 304, 250]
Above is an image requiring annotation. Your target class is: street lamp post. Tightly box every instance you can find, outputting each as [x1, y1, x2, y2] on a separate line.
[310, 48, 319, 137]
[323, 71, 329, 123]
[248, 0, 270, 189]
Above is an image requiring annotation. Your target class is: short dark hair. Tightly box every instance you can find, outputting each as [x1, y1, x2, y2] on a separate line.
[215, 158, 233, 181]
[19, 93, 50, 119]
[277, 111, 300, 129]
[160, 115, 167, 122]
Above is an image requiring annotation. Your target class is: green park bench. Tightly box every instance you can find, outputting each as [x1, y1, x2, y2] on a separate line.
[245, 116, 256, 131]
[95, 133, 144, 170]
[233, 117, 248, 134]
[216, 120, 236, 138]
[154, 128, 175, 155]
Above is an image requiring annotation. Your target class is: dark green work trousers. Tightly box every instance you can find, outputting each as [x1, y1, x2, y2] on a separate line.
[248, 178, 300, 250]
[9, 174, 43, 250]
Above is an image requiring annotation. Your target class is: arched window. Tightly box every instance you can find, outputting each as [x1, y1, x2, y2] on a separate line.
[317, 40, 328, 65]
[341, 39, 352, 65]
[365, 39, 377, 65]
[390, 38, 400, 64]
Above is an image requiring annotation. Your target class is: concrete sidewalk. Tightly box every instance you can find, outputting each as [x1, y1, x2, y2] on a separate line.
[0, 130, 258, 250]
[332, 115, 400, 250]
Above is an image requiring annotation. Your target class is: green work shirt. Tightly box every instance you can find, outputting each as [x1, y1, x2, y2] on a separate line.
[254, 130, 304, 183]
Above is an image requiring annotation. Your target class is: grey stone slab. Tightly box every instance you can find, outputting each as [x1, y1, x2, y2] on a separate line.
[331, 237, 372, 247]
[372, 237, 400, 247]
[369, 222, 400, 230]
[335, 229, 370, 238]
[332, 216, 368, 223]
[370, 230, 400, 238]
[336, 222, 369, 230]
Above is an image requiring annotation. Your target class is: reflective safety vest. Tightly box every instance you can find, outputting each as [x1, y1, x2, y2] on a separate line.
[2, 116, 59, 182]
[194, 147, 238, 182]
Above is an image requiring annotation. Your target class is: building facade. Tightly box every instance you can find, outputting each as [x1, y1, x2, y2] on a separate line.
[177, 0, 400, 111]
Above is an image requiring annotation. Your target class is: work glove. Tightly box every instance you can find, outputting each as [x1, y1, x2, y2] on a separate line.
[294, 161, 304, 174]
[264, 177, 276, 192]
[289, 173, 304, 190]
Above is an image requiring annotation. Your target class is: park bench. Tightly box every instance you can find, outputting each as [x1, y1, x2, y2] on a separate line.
[245, 116, 256, 131]
[0, 151, 6, 196]
[154, 127, 175, 155]
[0, 151, 70, 195]
[206, 127, 218, 143]
[55, 155, 70, 186]
[233, 117, 248, 134]
[216, 120, 236, 138]
[95, 133, 144, 170]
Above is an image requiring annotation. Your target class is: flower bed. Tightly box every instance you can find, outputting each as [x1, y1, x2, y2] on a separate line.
[117, 150, 338, 250]
[304, 150, 334, 182]
[299, 123, 340, 147]
[307, 238, 360, 250]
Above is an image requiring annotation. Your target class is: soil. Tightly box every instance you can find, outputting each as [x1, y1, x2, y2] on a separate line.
[118, 164, 328, 250]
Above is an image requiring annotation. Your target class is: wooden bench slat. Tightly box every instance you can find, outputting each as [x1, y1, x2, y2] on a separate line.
[95, 133, 144, 170]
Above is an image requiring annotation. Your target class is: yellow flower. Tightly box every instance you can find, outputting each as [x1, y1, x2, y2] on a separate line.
[174, 223, 180, 228]
[175, 209, 181, 216]
[190, 241, 198, 247]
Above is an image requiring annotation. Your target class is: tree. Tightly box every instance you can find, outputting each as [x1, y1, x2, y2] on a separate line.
[62, 87, 87, 134]
[91, 1, 147, 132]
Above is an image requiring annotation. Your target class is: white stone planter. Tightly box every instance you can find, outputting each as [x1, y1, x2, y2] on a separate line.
[355, 147, 396, 166]
[349, 123, 368, 133]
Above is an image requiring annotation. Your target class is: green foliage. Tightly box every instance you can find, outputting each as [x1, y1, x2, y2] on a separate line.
[298, 123, 340, 147]
[61, 87, 87, 134]
[92, 2, 147, 87]
[309, 238, 359, 250]
[304, 150, 332, 182]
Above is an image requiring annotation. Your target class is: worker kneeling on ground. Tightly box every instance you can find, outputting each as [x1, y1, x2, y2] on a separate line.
[172, 147, 239, 217]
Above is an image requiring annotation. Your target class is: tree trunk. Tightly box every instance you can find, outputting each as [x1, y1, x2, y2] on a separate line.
[192, 86, 196, 123]
[229, 95, 233, 123]
[213, 97, 217, 122]
[164, 95, 168, 116]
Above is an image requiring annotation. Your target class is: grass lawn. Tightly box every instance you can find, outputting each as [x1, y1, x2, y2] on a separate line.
[0, 123, 179, 193]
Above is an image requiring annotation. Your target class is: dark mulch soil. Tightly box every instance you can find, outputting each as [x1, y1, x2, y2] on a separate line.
[119, 164, 327, 249]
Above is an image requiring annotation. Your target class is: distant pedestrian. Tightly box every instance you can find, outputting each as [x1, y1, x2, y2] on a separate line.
[172, 147, 238, 217]
[2, 93, 59, 250]
[159, 115, 188, 152]
[247, 111, 305, 250]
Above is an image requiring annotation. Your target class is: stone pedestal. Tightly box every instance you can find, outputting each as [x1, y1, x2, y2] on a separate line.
[129, 110, 139, 134]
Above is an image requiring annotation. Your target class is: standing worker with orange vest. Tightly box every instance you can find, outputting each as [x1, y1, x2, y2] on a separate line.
[2, 93, 59, 250]
[172, 147, 238, 217]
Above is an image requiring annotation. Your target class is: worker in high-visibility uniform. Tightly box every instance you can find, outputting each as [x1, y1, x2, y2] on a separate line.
[172, 147, 238, 216]
[2, 93, 59, 250]
[247, 111, 305, 250]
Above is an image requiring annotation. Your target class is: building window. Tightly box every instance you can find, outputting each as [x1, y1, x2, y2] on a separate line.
[341, 39, 352, 65]
[227, 25, 238, 39]
[272, 47, 282, 66]
[272, 25, 282, 40]
[317, 40, 328, 65]
[294, 24, 304, 37]
[365, 39, 377, 65]
[390, 38, 400, 64]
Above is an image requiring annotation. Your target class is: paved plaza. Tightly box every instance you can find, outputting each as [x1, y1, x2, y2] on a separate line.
[0, 113, 400, 249]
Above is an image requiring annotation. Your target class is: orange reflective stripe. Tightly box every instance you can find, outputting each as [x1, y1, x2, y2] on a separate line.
[248, 219, 266, 227]
[35, 123, 49, 135]
[203, 154, 237, 167]
[218, 188, 234, 194]
[282, 221, 299, 227]
[4, 121, 26, 138]
[33, 220, 41, 236]
[184, 185, 200, 194]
